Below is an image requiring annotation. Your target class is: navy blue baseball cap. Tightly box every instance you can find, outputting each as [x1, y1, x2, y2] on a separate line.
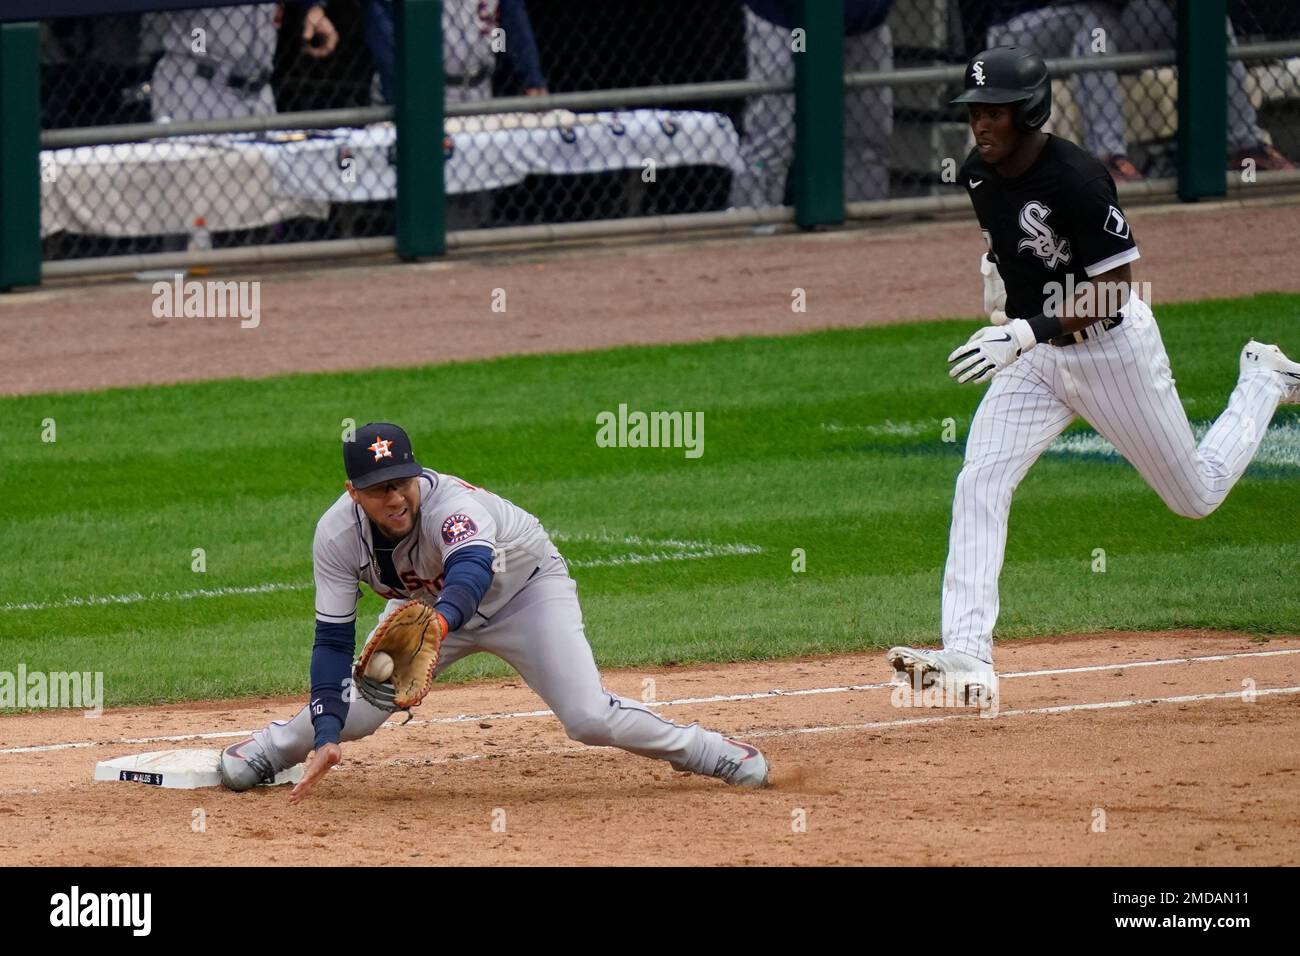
[344, 422, 423, 489]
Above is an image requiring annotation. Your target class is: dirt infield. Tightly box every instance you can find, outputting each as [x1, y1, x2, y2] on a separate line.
[2, 631, 1298, 866]
[3, 195, 1300, 396]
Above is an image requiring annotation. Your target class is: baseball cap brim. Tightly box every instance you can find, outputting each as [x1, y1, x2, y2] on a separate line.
[950, 87, 1032, 106]
[349, 461, 423, 490]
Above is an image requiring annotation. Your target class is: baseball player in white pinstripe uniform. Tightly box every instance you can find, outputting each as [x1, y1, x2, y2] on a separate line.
[888, 48, 1300, 704]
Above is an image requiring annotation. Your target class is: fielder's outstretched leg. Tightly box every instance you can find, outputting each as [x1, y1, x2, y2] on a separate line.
[473, 556, 769, 787]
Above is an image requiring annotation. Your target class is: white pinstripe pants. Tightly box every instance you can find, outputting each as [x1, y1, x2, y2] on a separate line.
[942, 299, 1287, 663]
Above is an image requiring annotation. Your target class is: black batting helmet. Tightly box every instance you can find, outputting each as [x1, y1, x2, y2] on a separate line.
[951, 46, 1051, 133]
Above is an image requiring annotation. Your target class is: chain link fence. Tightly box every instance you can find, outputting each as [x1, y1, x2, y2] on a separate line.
[32, 1, 1300, 267]
[41, 2, 385, 262]
[980, 0, 1299, 182]
[728, 0, 1300, 202]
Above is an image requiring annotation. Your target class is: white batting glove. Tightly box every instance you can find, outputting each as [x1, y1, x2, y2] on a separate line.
[948, 318, 1037, 385]
[980, 252, 1007, 318]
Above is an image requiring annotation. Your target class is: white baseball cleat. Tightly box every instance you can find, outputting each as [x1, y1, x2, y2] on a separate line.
[713, 738, 769, 788]
[1241, 340, 1300, 404]
[886, 646, 998, 709]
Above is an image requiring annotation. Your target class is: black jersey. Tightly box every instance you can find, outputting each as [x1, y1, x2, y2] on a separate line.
[960, 134, 1140, 320]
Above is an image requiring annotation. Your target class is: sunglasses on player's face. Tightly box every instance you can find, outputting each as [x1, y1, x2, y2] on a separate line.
[357, 478, 417, 499]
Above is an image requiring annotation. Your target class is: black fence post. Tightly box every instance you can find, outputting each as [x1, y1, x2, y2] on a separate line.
[1177, 0, 1228, 201]
[794, 0, 845, 227]
[395, 0, 445, 259]
[0, 21, 41, 290]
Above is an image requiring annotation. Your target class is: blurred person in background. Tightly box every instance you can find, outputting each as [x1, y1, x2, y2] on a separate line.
[988, 0, 1294, 182]
[42, 14, 152, 128]
[730, 0, 895, 208]
[148, 3, 338, 122]
[363, 0, 547, 105]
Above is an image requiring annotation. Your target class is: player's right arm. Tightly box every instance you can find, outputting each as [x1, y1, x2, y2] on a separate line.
[308, 521, 363, 751]
[980, 249, 1008, 324]
[961, 151, 1008, 324]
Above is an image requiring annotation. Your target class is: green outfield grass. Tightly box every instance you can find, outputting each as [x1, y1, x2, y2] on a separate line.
[2, 292, 1298, 707]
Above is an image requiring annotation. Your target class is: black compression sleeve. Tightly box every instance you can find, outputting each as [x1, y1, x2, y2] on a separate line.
[1026, 312, 1064, 343]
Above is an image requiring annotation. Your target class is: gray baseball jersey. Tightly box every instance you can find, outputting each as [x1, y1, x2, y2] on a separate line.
[146, 5, 279, 122]
[443, 0, 499, 78]
[153, 4, 278, 77]
[233, 468, 763, 787]
[312, 468, 553, 628]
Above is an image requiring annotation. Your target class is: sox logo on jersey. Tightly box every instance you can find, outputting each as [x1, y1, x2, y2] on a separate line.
[1016, 201, 1072, 269]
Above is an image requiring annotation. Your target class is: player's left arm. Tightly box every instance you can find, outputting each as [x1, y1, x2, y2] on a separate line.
[431, 495, 500, 627]
[292, 551, 495, 807]
[1067, 170, 1140, 316]
[1059, 261, 1135, 337]
[434, 545, 495, 630]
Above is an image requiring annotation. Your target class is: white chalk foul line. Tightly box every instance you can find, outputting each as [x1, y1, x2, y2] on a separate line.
[567, 543, 762, 569]
[396, 646, 1300, 726]
[747, 685, 1300, 738]
[2, 646, 1296, 756]
[291, 684, 1300, 772]
[2, 535, 762, 612]
[1, 582, 312, 613]
[1003, 645, 1300, 678]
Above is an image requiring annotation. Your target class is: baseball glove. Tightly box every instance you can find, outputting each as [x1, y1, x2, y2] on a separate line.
[354, 601, 447, 709]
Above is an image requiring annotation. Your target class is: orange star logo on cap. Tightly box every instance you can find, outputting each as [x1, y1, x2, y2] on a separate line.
[368, 437, 394, 461]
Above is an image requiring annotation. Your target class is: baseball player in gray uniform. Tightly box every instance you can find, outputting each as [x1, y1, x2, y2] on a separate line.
[221, 422, 768, 799]
[887, 48, 1300, 704]
[731, 0, 894, 208]
[148, 3, 337, 123]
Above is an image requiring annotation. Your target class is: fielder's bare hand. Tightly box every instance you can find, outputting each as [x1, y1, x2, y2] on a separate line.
[290, 742, 340, 804]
